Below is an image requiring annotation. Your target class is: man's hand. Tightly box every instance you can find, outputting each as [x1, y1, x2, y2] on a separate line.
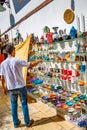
[3, 87, 8, 95]
[1, 75, 8, 95]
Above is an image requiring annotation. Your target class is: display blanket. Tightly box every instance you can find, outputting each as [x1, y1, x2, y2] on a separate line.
[15, 35, 31, 83]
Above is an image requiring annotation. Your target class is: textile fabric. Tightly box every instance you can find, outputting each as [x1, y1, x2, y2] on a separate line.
[15, 36, 31, 83]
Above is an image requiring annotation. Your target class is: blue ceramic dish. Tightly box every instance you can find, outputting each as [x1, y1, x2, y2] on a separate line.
[27, 87, 36, 92]
[32, 79, 43, 85]
[42, 96, 49, 100]
[78, 95, 86, 100]
[66, 101, 73, 106]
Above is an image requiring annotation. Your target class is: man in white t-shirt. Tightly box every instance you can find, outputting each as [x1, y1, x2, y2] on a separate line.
[1, 44, 42, 128]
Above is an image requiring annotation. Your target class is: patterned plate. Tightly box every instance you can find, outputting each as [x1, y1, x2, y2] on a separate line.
[64, 9, 75, 24]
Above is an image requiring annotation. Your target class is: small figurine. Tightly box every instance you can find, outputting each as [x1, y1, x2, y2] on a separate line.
[46, 32, 53, 43]
[40, 35, 44, 44]
[16, 30, 21, 40]
[52, 27, 59, 42]
[77, 31, 83, 38]
[43, 26, 53, 43]
[43, 26, 50, 34]
[15, 29, 23, 44]
[34, 35, 39, 44]
[70, 26, 77, 39]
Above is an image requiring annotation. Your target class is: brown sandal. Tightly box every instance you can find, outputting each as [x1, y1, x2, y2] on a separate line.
[26, 119, 34, 127]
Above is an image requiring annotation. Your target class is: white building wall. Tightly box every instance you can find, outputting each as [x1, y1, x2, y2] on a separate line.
[0, 0, 87, 40]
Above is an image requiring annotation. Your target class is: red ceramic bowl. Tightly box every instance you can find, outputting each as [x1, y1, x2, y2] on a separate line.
[73, 104, 81, 110]
[61, 104, 68, 110]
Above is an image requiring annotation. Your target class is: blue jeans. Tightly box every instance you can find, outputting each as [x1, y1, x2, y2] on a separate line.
[9, 86, 30, 126]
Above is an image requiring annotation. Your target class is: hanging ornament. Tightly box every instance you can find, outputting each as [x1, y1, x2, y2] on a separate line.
[71, 0, 75, 11]
[63, 9, 75, 24]
[10, 13, 15, 26]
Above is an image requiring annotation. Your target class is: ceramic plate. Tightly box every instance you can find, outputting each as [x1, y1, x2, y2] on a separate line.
[64, 9, 75, 24]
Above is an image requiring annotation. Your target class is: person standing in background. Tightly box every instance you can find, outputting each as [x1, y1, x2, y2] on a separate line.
[1, 44, 8, 59]
[1, 44, 42, 128]
[0, 53, 5, 80]
[0, 44, 9, 81]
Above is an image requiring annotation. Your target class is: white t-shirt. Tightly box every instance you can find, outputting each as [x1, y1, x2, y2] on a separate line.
[1, 57, 30, 90]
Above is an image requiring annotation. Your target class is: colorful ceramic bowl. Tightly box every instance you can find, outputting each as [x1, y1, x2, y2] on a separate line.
[84, 100, 87, 105]
[79, 100, 84, 103]
[51, 84, 55, 89]
[42, 96, 49, 100]
[71, 94, 77, 98]
[61, 104, 68, 110]
[62, 91, 67, 96]
[73, 97, 79, 102]
[58, 89, 63, 94]
[78, 95, 86, 100]
[56, 86, 62, 89]
[59, 98, 66, 103]
[66, 92, 72, 97]
[27, 87, 36, 92]
[84, 97, 87, 101]
[32, 79, 43, 85]
[55, 101, 62, 107]
[78, 121, 87, 127]
[66, 101, 73, 106]
[73, 104, 81, 110]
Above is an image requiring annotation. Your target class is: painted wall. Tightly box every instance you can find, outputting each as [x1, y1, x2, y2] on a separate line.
[0, 0, 87, 40]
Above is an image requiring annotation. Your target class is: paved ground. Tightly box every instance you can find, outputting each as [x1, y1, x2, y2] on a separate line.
[0, 86, 84, 130]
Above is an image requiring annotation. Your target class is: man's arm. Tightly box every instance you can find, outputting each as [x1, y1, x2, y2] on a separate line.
[29, 59, 42, 69]
[1, 75, 8, 95]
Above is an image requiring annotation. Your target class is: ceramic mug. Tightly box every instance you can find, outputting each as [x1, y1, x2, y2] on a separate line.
[67, 70, 72, 75]
[62, 75, 67, 80]
[75, 71, 80, 77]
[62, 69, 67, 75]
[76, 64, 80, 71]
[80, 65, 86, 72]
[67, 76, 71, 82]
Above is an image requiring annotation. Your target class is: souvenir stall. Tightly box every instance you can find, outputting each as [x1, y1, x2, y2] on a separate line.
[0, 0, 87, 129]
[25, 2, 87, 128]
[26, 27, 87, 129]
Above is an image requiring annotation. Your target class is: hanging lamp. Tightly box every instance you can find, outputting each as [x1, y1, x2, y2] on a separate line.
[0, 0, 10, 12]
[0, 0, 6, 12]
